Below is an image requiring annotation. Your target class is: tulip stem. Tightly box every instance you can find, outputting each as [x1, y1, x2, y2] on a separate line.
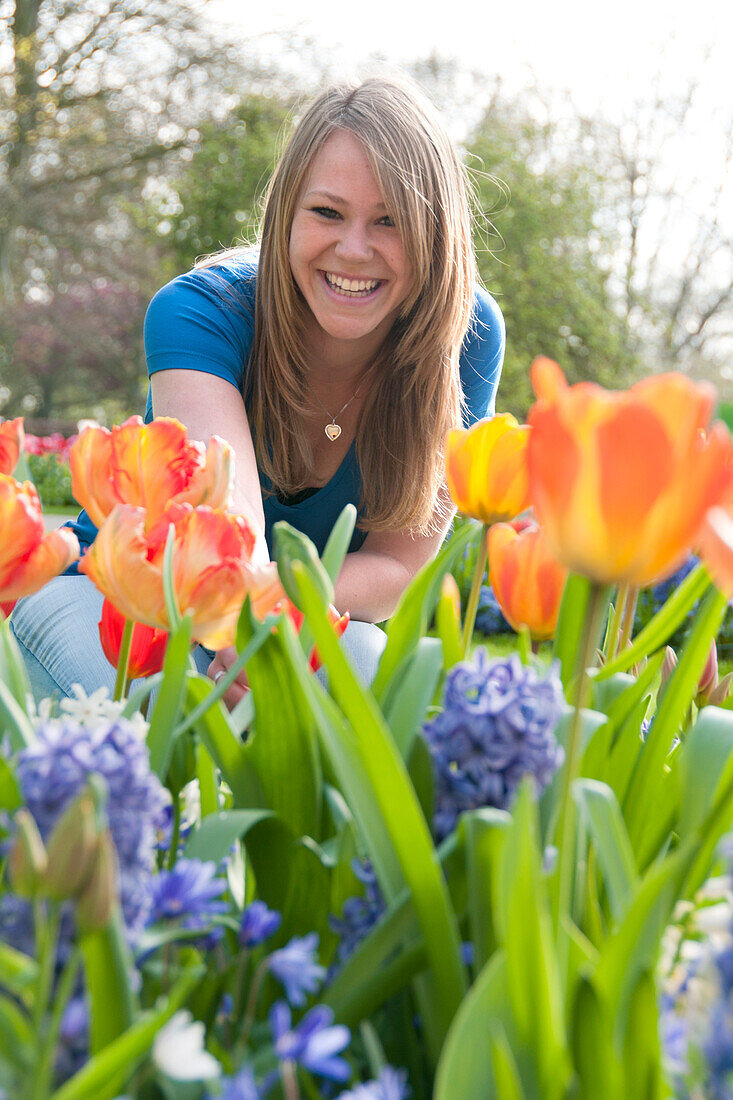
[461, 524, 489, 655]
[113, 619, 134, 702]
[553, 582, 607, 961]
[620, 585, 639, 651]
[605, 587, 626, 662]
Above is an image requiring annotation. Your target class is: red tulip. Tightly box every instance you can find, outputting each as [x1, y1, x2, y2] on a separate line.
[98, 597, 169, 679]
[0, 475, 79, 616]
[285, 602, 350, 671]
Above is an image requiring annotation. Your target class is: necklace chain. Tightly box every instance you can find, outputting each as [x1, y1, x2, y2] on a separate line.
[304, 376, 364, 441]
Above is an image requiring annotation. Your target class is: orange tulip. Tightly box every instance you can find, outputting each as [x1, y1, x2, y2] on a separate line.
[488, 521, 568, 641]
[527, 358, 733, 587]
[70, 416, 233, 529]
[445, 414, 531, 525]
[0, 418, 24, 476]
[699, 506, 733, 599]
[98, 597, 169, 679]
[79, 503, 264, 650]
[0, 475, 79, 616]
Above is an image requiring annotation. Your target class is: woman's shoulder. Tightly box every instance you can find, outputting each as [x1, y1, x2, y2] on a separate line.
[148, 249, 259, 314]
[458, 285, 506, 423]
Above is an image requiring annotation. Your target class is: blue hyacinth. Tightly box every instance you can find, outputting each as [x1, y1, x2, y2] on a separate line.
[239, 901, 282, 948]
[422, 650, 564, 840]
[329, 860, 385, 968]
[4, 717, 169, 938]
[474, 585, 511, 636]
[267, 932, 326, 1006]
[270, 1001, 351, 1082]
[209, 1065, 262, 1100]
[147, 859, 228, 930]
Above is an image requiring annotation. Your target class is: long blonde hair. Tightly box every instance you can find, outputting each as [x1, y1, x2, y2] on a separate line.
[203, 76, 477, 533]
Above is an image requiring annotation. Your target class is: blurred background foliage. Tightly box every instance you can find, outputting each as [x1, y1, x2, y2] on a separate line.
[1, 1, 731, 427]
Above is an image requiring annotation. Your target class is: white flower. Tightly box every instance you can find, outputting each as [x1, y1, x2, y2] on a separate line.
[152, 1011, 221, 1081]
[57, 684, 148, 738]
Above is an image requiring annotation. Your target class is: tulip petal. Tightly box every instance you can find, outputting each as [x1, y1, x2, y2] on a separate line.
[79, 506, 168, 629]
[111, 417, 204, 522]
[172, 434, 233, 512]
[530, 357, 568, 401]
[0, 477, 46, 586]
[0, 526, 79, 603]
[0, 419, 24, 476]
[69, 427, 119, 528]
[699, 506, 733, 599]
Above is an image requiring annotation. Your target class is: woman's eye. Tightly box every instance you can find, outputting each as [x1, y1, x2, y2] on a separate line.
[377, 215, 396, 227]
[312, 206, 340, 219]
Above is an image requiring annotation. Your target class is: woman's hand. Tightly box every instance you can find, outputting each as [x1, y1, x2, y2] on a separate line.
[207, 646, 250, 709]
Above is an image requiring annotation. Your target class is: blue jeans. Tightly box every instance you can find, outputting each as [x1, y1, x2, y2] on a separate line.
[10, 576, 387, 703]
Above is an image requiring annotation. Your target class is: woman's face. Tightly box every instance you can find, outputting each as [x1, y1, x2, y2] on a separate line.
[289, 129, 414, 358]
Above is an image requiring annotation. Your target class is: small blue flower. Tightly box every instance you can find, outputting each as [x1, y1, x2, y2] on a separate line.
[474, 585, 511, 636]
[268, 932, 326, 1006]
[270, 1000, 350, 1082]
[239, 901, 282, 947]
[209, 1065, 261, 1100]
[330, 860, 385, 968]
[147, 859, 228, 929]
[422, 650, 564, 841]
[336, 1066, 410, 1100]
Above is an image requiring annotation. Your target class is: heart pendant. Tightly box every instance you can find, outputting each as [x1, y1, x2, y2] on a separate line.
[325, 423, 341, 441]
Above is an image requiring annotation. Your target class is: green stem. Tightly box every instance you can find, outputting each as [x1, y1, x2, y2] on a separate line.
[31, 902, 60, 1037]
[552, 583, 607, 956]
[605, 586, 625, 662]
[30, 948, 81, 1100]
[240, 958, 269, 1048]
[113, 619, 134, 702]
[619, 585, 640, 651]
[461, 524, 489, 655]
[518, 626, 532, 664]
[167, 795, 181, 870]
[282, 1062, 301, 1100]
[196, 740, 219, 818]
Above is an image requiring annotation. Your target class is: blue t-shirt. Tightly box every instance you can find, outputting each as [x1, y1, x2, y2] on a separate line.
[68, 256, 505, 560]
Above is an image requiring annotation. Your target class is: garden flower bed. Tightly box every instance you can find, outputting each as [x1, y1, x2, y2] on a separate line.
[1, 361, 733, 1099]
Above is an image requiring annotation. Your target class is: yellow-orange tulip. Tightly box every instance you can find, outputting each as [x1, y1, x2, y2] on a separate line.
[488, 521, 568, 641]
[0, 475, 79, 615]
[70, 416, 233, 529]
[445, 414, 531, 525]
[699, 506, 733, 599]
[79, 503, 275, 650]
[0, 418, 24, 476]
[527, 358, 733, 587]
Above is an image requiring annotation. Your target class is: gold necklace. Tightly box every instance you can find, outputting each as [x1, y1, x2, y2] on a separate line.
[305, 377, 364, 441]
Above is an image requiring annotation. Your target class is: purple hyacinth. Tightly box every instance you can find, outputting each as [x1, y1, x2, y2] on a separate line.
[267, 932, 326, 1006]
[208, 1065, 262, 1100]
[7, 717, 169, 936]
[270, 1000, 351, 1082]
[336, 1066, 411, 1100]
[329, 860, 385, 968]
[422, 650, 564, 840]
[147, 859, 228, 930]
[239, 901, 282, 948]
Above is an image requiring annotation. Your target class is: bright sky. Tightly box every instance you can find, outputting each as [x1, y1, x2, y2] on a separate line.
[209, 0, 731, 121]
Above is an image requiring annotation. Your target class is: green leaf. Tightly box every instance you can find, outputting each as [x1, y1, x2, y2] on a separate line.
[406, 734, 435, 829]
[573, 780, 639, 923]
[183, 675, 264, 808]
[625, 587, 728, 856]
[570, 977, 620, 1100]
[0, 680, 35, 751]
[0, 753, 22, 813]
[371, 520, 477, 705]
[435, 575, 464, 671]
[0, 616, 32, 713]
[50, 961, 204, 1100]
[292, 563, 467, 1054]
[239, 614, 322, 839]
[184, 809, 273, 864]
[0, 942, 38, 1003]
[320, 504, 357, 584]
[80, 917, 136, 1054]
[621, 969, 666, 1100]
[552, 573, 595, 693]
[489, 1024, 525, 1100]
[274, 521, 334, 609]
[677, 706, 733, 895]
[434, 951, 511, 1100]
[382, 637, 443, 759]
[496, 783, 569, 1096]
[462, 808, 511, 970]
[146, 615, 193, 779]
[595, 563, 711, 681]
[0, 993, 33, 1071]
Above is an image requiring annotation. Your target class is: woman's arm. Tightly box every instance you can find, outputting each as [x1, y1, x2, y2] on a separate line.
[151, 369, 270, 566]
[334, 485, 456, 623]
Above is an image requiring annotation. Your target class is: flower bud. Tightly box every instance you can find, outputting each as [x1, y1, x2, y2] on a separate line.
[660, 646, 678, 687]
[45, 792, 100, 900]
[696, 641, 720, 707]
[9, 810, 47, 898]
[709, 672, 733, 708]
[75, 831, 120, 933]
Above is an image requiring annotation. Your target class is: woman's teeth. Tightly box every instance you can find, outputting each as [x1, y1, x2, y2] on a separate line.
[324, 273, 381, 296]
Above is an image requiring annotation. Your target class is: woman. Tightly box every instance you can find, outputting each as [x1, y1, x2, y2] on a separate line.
[11, 75, 505, 705]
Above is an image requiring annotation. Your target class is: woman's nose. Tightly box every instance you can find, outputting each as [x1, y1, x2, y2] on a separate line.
[334, 220, 374, 262]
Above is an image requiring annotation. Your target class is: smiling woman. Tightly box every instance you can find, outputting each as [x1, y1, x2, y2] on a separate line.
[10, 75, 506, 707]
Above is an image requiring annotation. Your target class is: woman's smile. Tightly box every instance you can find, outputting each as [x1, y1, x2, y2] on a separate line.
[289, 129, 413, 356]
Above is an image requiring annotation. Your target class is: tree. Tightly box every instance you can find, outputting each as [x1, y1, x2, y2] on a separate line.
[467, 94, 635, 416]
